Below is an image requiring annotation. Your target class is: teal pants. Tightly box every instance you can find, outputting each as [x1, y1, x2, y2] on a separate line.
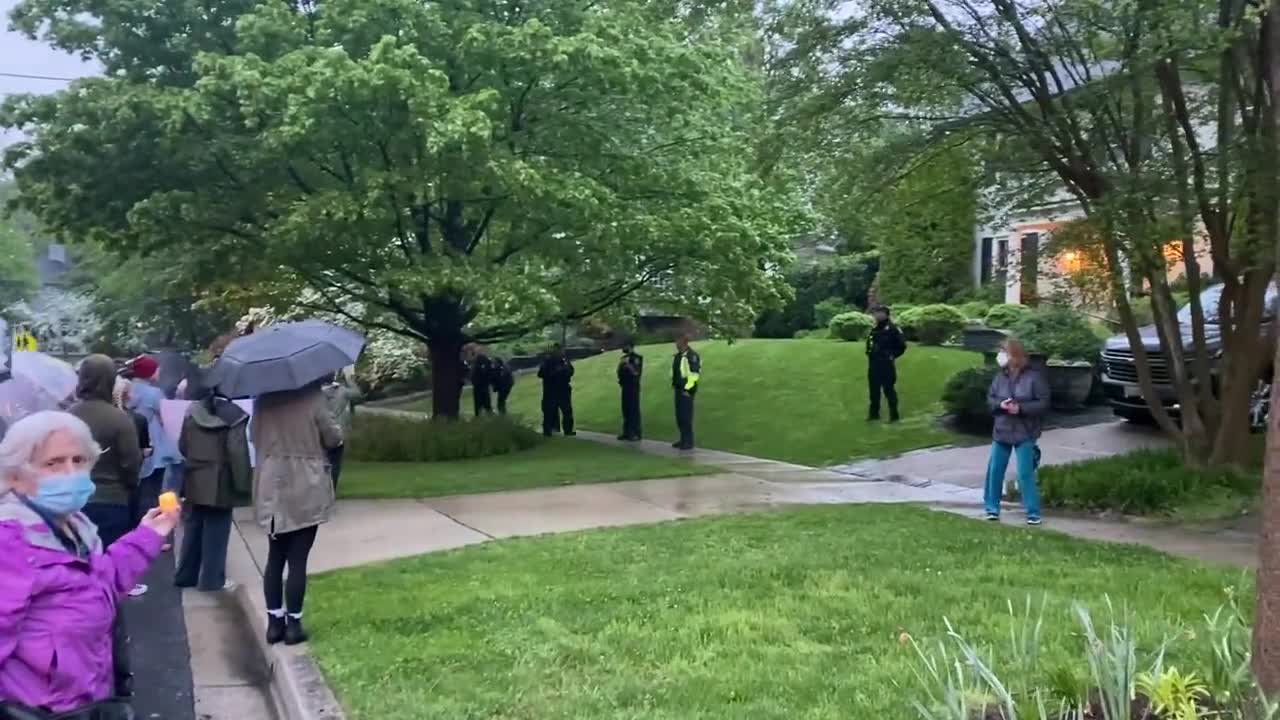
[984, 440, 1041, 520]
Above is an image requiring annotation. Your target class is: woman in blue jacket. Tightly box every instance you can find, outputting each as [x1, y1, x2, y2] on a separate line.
[984, 339, 1051, 525]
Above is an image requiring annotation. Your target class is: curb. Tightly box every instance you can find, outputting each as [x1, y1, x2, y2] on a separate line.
[225, 517, 347, 720]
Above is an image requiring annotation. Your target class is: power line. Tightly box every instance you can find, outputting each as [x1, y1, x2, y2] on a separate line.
[0, 71, 78, 82]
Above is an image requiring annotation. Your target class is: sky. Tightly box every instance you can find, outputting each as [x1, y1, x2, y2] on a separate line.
[0, 0, 100, 149]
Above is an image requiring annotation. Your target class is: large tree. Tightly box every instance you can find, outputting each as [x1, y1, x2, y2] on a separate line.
[3, 0, 796, 417]
[771, 0, 1278, 467]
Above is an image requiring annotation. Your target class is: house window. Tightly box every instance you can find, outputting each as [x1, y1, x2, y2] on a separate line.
[979, 237, 994, 284]
[996, 239, 1009, 287]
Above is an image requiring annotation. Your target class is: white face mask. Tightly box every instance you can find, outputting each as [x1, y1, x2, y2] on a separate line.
[996, 351, 1010, 368]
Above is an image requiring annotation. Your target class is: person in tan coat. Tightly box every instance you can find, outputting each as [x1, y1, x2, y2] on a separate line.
[250, 383, 342, 646]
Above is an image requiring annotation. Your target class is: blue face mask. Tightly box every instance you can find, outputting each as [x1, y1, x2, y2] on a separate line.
[31, 471, 96, 517]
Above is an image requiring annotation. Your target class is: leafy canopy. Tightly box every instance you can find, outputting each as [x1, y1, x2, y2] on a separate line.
[4, 0, 797, 351]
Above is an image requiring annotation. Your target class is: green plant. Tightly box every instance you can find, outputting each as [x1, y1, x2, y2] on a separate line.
[793, 328, 831, 340]
[1076, 600, 1138, 720]
[347, 413, 543, 462]
[814, 297, 857, 329]
[1011, 306, 1103, 362]
[985, 303, 1033, 329]
[941, 366, 998, 430]
[958, 300, 991, 322]
[1136, 667, 1208, 720]
[899, 304, 966, 345]
[829, 311, 875, 341]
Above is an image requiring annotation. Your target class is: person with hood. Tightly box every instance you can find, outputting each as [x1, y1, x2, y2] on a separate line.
[321, 368, 362, 488]
[252, 382, 343, 646]
[866, 305, 907, 423]
[127, 355, 182, 505]
[537, 345, 575, 437]
[67, 355, 144, 698]
[174, 374, 252, 592]
[983, 339, 1051, 526]
[0, 411, 179, 718]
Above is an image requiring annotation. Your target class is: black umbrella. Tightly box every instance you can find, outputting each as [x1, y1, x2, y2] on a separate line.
[207, 320, 365, 398]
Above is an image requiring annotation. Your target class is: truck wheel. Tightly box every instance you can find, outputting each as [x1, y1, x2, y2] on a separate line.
[1250, 379, 1271, 432]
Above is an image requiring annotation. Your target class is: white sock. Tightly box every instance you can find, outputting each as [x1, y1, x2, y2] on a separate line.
[288, 612, 303, 620]
[267, 608, 285, 618]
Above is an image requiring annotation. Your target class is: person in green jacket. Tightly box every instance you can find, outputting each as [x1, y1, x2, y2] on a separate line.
[174, 374, 252, 591]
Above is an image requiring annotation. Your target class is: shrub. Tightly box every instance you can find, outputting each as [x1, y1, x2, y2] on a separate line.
[1039, 447, 1260, 516]
[752, 252, 880, 337]
[1011, 306, 1103, 362]
[899, 304, 966, 345]
[814, 297, 857, 329]
[941, 365, 998, 430]
[983, 303, 1032, 329]
[957, 300, 991, 322]
[829, 311, 875, 341]
[347, 413, 544, 463]
[793, 328, 831, 340]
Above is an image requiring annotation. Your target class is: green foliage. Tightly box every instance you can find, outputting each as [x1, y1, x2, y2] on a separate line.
[792, 328, 831, 340]
[1135, 668, 1208, 720]
[347, 413, 543, 463]
[1039, 447, 1261, 517]
[754, 253, 879, 337]
[0, 184, 41, 308]
[984, 304, 1033, 329]
[5, 0, 798, 417]
[814, 297, 856, 329]
[899, 304, 965, 345]
[1010, 306, 1103, 363]
[941, 365, 997, 430]
[828, 311, 875, 341]
[957, 301, 990, 322]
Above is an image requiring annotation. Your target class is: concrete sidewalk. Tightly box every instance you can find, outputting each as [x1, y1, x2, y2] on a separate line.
[831, 421, 1169, 489]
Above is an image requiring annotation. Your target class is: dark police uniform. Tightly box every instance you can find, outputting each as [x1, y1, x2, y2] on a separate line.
[671, 347, 701, 449]
[866, 319, 907, 421]
[491, 358, 515, 415]
[537, 354, 575, 436]
[617, 349, 644, 440]
[471, 353, 495, 416]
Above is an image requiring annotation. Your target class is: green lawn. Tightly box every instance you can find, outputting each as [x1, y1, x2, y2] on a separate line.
[308, 505, 1243, 720]
[501, 339, 980, 465]
[339, 439, 709, 499]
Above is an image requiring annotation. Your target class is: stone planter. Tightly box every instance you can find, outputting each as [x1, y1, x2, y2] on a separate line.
[961, 325, 1009, 356]
[1045, 360, 1095, 409]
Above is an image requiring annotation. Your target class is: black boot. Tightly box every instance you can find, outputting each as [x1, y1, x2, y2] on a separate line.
[266, 615, 286, 645]
[284, 617, 310, 646]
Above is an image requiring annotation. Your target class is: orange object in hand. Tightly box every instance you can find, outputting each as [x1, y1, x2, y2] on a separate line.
[158, 491, 180, 513]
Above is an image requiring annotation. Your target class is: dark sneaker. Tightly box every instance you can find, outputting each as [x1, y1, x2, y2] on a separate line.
[565, 431, 577, 437]
[284, 618, 309, 646]
[266, 615, 286, 645]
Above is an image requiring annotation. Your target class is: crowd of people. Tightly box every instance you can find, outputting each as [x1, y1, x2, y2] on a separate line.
[0, 349, 359, 719]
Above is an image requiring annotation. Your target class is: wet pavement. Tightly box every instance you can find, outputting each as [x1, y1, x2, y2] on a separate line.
[122, 552, 195, 720]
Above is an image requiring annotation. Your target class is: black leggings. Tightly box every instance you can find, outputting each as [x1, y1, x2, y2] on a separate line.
[263, 525, 319, 615]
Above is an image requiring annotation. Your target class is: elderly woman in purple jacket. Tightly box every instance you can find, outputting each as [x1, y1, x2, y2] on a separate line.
[0, 411, 179, 717]
[984, 339, 1051, 526]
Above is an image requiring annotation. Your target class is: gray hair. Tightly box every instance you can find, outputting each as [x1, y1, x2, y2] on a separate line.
[0, 411, 102, 486]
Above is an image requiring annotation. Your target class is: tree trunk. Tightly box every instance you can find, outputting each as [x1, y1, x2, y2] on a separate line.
[1254, 0, 1280, 695]
[428, 336, 465, 419]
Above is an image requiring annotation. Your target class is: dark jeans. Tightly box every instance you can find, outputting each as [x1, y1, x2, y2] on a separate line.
[868, 362, 899, 420]
[473, 384, 493, 416]
[620, 385, 642, 439]
[174, 506, 233, 591]
[496, 386, 512, 415]
[327, 445, 345, 490]
[263, 525, 319, 615]
[135, 470, 165, 524]
[541, 388, 574, 435]
[82, 503, 134, 695]
[674, 390, 695, 447]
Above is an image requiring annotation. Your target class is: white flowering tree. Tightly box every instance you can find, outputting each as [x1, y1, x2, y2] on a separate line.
[6, 288, 102, 355]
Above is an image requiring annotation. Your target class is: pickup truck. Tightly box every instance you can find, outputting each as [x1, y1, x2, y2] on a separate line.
[1099, 283, 1276, 429]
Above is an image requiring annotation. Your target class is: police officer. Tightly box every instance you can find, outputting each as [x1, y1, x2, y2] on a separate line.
[467, 343, 495, 416]
[537, 344, 575, 436]
[671, 335, 701, 450]
[616, 341, 644, 441]
[866, 305, 907, 422]
[491, 355, 515, 415]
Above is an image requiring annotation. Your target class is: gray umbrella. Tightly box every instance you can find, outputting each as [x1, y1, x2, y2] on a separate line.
[207, 320, 365, 398]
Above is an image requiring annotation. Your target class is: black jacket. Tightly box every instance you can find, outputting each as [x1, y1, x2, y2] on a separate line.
[537, 357, 574, 391]
[672, 349, 702, 393]
[866, 322, 906, 365]
[471, 354, 495, 388]
[617, 351, 644, 387]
